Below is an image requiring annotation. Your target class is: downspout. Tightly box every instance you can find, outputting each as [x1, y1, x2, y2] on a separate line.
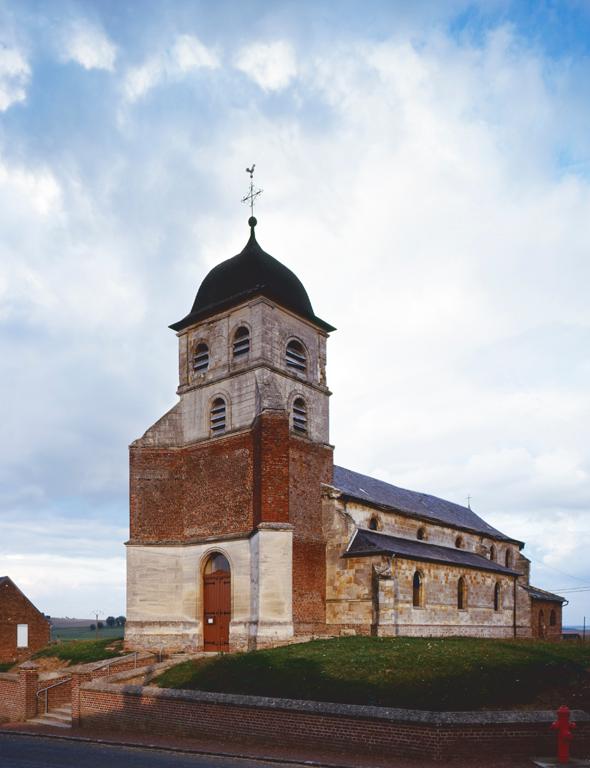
[513, 575, 517, 638]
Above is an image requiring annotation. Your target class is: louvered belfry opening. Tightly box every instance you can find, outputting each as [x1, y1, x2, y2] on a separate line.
[286, 339, 306, 373]
[233, 326, 250, 358]
[210, 397, 226, 434]
[292, 397, 307, 434]
[193, 342, 209, 372]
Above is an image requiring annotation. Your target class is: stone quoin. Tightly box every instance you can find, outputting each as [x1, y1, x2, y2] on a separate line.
[125, 215, 565, 653]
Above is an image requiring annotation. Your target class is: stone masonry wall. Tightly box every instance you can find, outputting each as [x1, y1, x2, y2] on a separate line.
[323, 493, 519, 638]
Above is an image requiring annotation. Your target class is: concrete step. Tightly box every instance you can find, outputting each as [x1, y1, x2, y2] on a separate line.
[28, 705, 72, 729]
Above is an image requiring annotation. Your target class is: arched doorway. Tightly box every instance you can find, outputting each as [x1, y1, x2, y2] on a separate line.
[203, 553, 231, 651]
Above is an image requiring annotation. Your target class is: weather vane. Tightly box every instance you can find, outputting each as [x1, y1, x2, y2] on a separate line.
[242, 164, 263, 218]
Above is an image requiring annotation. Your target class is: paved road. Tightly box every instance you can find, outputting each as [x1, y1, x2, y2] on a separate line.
[0, 733, 304, 768]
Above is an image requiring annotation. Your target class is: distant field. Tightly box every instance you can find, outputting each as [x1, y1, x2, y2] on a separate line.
[35, 638, 125, 665]
[51, 625, 124, 641]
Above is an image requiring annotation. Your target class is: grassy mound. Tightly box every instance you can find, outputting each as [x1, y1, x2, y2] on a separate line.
[155, 636, 590, 711]
[33, 638, 125, 665]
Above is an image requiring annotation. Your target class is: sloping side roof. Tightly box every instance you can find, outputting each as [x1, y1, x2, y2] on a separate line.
[0, 576, 50, 621]
[525, 585, 567, 603]
[333, 466, 521, 545]
[344, 530, 519, 576]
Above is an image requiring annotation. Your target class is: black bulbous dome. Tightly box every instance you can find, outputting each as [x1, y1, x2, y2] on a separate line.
[170, 220, 335, 332]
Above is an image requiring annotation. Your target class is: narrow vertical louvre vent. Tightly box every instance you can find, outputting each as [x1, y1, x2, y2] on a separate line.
[286, 340, 306, 372]
[292, 397, 307, 434]
[233, 326, 250, 358]
[193, 342, 209, 372]
[210, 397, 226, 434]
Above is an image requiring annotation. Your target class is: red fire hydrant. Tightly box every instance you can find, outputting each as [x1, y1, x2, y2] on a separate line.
[551, 705, 576, 764]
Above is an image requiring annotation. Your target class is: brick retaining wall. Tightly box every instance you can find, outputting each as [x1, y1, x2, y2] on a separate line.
[0, 674, 19, 722]
[78, 681, 590, 761]
[0, 652, 157, 722]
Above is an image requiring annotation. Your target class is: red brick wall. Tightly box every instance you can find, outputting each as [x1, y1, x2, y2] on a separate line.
[253, 411, 290, 525]
[0, 578, 50, 663]
[130, 408, 334, 635]
[532, 600, 563, 640]
[129, 431, 255, 542]
[38, 676, 72, 711]
[78, 684, 590, 761]
[0, 675, 19, 722]
[289, 437, 333, 631]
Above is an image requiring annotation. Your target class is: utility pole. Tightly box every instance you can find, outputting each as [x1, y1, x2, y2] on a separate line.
[584, 616, 586, 643]
[94, 610, 102, 640]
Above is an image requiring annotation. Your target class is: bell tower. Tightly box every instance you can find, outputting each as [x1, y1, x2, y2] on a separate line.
[126, 214, 336, 652]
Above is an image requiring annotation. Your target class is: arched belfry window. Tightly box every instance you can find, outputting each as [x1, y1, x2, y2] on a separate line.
[193, 342, 209, 373]
[458, 576, 467, 609]
[505, 549, 513, 568]
[413, 571, 424, 608]
[292, 397, 307, 434]
[455, 535, 464, 549]
[286, 339, 307, 373]
[550, 609, 557, 626]
[369, 517, 379, 531]
[210, 397, 227, 435]
[494, 582, 501, 611]
[233, 326, 250, 358]
[417, 526, 426, 541]
[490, 544, 497, 562]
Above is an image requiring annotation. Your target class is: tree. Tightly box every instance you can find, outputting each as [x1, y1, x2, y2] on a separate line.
[89, 624, 96, 631]
[116, 616, 126, 627]
[106, 616, 115, 628]
[97, 621, 104, 630]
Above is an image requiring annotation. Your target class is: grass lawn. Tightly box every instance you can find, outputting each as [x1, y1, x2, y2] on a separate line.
[155, 636, 590, 711]
[34, 637, 125, 665]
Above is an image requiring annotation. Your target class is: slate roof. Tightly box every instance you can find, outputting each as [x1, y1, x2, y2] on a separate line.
[524, 585, 567, 603]
[170, 218, 335, 333]
[332, 466, 522, 545]
[344, 529, 520, 575]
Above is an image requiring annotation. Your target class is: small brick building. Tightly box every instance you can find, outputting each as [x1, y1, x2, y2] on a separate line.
[0, 576, 50, 663]
[126, 217, 565, 652]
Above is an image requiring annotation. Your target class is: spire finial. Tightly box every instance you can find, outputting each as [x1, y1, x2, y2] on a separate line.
[242, 164, 263, 221]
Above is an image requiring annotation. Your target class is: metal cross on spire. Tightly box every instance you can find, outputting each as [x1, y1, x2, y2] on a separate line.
[241, 164, 263, 218]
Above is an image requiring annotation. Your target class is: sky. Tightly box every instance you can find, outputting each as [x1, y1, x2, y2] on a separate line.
[0, 0, 589, 623]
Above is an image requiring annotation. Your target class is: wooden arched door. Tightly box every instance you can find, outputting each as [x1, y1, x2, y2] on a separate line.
[203, 553, 231, 652]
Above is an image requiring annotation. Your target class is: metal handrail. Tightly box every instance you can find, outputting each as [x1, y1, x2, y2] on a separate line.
[35, 676, 72, 715]
[99, 651, 138, 679]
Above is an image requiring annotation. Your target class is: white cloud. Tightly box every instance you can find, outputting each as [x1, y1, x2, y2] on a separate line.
[4, 554, 126, 617]
[2, 15, 590, 622]
[124, 34, 219, 102]
[0, 44, 30, 111]
[234, 40, 296, 92]
[60, 19, 117, 71]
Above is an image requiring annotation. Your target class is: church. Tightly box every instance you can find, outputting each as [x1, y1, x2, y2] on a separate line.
[125, 214, 565, 653]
